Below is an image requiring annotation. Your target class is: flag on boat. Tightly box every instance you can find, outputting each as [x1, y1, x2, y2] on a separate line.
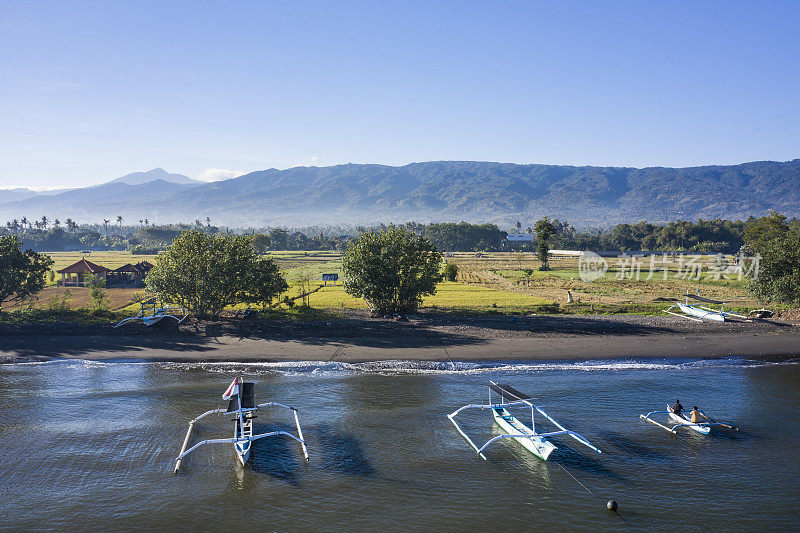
[222, 377, 240, 400]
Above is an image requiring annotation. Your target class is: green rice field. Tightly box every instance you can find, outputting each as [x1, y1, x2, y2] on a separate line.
[33, 250, 769, 316]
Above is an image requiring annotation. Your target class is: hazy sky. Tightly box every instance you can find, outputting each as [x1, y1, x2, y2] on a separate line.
[1, 1, 798, 189]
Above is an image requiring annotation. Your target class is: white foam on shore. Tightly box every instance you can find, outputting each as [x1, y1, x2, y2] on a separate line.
[6, 357, 796, 376]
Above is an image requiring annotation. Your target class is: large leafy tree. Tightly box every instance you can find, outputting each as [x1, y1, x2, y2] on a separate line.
[743, 211, 789, 256]
[145, 231, 287, 318]
[342, 226, 442, 314]
[746, 214, 800, 305]
[251, 233, 271, 254]
[0, 236, 54, 311]
[534, 216, 557, 270]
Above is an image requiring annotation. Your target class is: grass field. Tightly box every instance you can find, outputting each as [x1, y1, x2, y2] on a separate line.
[2, 287, 141, 311]
[14, 249, 769, 316]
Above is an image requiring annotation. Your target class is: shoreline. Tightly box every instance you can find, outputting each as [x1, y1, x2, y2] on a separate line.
[2, 313, 798, 364]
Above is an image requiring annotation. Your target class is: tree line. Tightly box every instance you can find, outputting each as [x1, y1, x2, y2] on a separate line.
[4, 215, 791, 255]
[2, 213, 799, 315]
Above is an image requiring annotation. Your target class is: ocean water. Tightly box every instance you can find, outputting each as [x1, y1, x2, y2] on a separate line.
[0, 357, 798, 532]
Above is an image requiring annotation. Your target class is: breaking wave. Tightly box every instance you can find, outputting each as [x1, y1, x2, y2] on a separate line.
[5, 356, 797, 376]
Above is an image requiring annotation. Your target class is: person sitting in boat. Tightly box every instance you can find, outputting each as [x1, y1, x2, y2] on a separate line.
[671, 399, 684, 415]
[690, 406, 708, 424]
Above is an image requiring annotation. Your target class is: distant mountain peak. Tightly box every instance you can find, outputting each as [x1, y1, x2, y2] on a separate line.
[106, 168, 199, 186]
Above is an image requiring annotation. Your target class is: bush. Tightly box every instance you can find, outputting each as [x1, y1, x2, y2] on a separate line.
[443, 263, 459, 282]
[46, 288, 72, 311]
[86, 274, 110, 312]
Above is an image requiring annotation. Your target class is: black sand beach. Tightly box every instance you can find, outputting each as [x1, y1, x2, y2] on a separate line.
[2, 313, 797, 363]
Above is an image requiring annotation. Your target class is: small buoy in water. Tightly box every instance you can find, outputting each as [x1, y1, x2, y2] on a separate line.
[607, 500, 619, 512]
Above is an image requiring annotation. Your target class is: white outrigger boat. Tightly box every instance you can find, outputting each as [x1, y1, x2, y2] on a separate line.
[663, 292, 748, 323]
[115, 298, 188, 328]
[174, 377, 309, 473]
[639, 404, 738, 435]
[447, 382, 602, 461]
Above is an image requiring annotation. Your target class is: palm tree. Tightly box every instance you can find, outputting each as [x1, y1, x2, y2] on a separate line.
[20, 217, 28, 232]
[103, 219, 110, 236]
[139, 219, 143, 227]
[144, 218, 149, 226]
[206, 217, 211, 227]
[116, 215, 123, 229]
[65, 218, 74, 233]
[54, 218, 60, 227]
[41, 215, 48, 230]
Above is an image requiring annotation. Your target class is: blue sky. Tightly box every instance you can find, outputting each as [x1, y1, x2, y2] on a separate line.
[1, 1, 798, 188]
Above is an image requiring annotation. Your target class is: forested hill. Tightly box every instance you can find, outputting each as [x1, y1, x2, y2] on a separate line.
[2, 159, 799, 227]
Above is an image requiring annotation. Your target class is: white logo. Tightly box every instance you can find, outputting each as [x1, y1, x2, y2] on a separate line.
[578, 251, 608, 282]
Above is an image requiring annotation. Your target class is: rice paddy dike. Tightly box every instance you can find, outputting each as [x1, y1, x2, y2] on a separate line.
[9, 249, 786, 320]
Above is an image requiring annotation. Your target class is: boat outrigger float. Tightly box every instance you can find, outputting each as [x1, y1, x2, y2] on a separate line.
[447, 381, 602, 461]
[174, 377, 309, 473]
[639, 404, 738, 435]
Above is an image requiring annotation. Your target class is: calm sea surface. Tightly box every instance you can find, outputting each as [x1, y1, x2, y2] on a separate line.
[1, 357, 798, 532]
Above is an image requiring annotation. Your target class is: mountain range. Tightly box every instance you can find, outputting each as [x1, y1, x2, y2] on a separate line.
[1, 160, 798, 228]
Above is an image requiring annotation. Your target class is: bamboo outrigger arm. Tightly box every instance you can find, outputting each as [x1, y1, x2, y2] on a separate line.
[639, 410, 680, 433]
[174, 402, 309, 473]
[174, 408, 228, 472]
[175, 430, 305, 464]
[529, 404, 602, 453]
[639, 409, 738, 434]
[447, 400, 602, 459]
[473, 429, 590, 454]
[662, 305, 704, 322]
[255, 402, 310, 461]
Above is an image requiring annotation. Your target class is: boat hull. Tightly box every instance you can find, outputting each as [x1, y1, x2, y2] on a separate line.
[677, 302, 725, 322]
[235, 441, 251, 465]
[234, 415, 254, 465]
[493, 408, 556, 461]
[668, 405, 711, 434]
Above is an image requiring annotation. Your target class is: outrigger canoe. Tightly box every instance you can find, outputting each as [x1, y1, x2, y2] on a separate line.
[663, 291, 748, 323]
[174, 377, 309, 473]
[448, 381, 601, 461]
[639, 404, 738, 435]
[667, 404, 711, 434]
